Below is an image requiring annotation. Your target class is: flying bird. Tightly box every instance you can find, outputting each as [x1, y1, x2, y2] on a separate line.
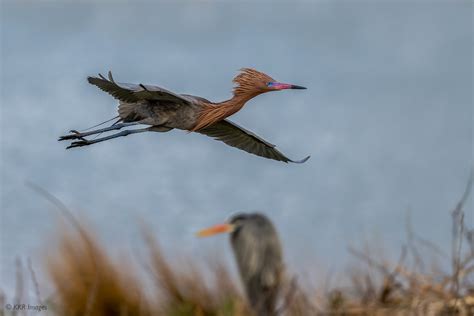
[197, 213, 284, 316]
[59, 68, 309, 163]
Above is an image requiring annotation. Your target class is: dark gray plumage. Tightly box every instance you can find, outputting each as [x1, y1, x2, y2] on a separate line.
[229, 213, 284, 316]
[197, 212, 284, 316]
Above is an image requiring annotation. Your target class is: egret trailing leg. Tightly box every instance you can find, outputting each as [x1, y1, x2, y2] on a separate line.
[59, 122, 139, 141]
[66, 127, 153, 149]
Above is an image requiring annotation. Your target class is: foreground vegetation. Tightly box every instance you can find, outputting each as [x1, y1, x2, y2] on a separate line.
[1, 178, 473, 315]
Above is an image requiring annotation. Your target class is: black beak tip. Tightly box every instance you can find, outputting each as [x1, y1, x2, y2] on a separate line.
[291, 85, 307, 90]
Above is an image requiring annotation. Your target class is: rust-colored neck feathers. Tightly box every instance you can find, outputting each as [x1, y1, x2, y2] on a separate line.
[191, 68, 274, 131]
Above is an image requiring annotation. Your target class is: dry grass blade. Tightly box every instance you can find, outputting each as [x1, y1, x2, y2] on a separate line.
[142, 225, 249, 315]
[13, 258, 24, 316]
[47, 224, 148, 316]
[27, 258, 42, 305]
[450, 171, 473, 297]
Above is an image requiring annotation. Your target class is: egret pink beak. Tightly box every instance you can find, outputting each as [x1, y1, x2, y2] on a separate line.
[270, 82, 307, 90]
[196, 223, 235, 237]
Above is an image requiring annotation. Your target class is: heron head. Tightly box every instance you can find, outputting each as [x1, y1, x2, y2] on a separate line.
[233, 68, 306, 96]
[196, 213, 251, 237]
[196, 213, 272, 237]
[196, 222, 235, 237]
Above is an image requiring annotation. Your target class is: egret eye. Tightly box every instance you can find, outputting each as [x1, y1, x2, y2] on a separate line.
[267, 82, 275, 87]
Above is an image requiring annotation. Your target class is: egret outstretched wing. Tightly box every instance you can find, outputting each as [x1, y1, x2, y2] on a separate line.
[87, 71, 192, 104]
[197, 120, 310, 164]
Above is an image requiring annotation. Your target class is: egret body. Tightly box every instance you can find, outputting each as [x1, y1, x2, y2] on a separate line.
[59, 69, 309, 163]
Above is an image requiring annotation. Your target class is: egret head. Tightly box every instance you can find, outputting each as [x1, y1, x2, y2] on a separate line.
[232, 68, 306, 97]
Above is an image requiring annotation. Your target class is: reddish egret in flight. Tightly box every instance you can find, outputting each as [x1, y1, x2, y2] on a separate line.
[59, 68, 309, 163]
[197, 213, 284, 316]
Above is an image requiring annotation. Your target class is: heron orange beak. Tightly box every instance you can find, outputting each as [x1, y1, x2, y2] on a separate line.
[196, 223, 235, 237]
[268, 82, 307, 90]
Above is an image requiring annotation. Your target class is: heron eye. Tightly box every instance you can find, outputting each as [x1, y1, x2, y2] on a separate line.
[230, 213, 248, 225]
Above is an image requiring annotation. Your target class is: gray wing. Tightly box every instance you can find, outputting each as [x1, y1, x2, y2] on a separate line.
[87, 71, 192, 104]
[197, 120, 310, 163]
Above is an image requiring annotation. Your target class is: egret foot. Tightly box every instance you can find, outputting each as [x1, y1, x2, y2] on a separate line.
[58, 130, 86, 141]
[66, 140, 92, 149]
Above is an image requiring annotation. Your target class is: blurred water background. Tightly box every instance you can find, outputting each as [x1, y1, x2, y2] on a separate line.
[1, 0, 472, 296]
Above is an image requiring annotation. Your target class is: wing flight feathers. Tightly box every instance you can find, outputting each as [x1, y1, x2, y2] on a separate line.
[197, 120, 310, 163]
[87, 71, 192, 104]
